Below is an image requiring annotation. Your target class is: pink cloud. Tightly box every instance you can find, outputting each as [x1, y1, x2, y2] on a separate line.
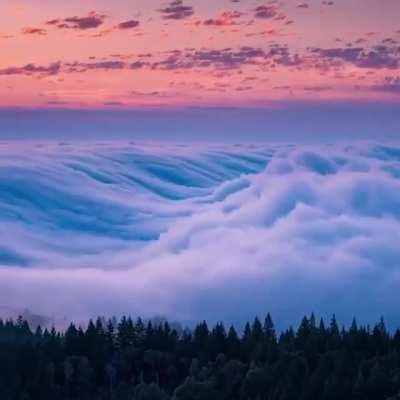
[46, 11, 106, 30]
[21, 27, 47, 36]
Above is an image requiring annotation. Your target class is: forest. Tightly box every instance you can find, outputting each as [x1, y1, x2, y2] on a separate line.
[1, 313, 400, 400]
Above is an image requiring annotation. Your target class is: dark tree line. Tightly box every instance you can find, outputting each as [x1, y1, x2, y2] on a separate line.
[1, 313, 400, 400]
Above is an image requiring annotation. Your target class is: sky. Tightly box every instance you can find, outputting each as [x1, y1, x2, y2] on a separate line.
[0, 0, 399, 139]
[1, 1, 400, 326]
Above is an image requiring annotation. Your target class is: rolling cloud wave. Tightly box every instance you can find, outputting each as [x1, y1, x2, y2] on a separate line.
[1, 142, 400, 327]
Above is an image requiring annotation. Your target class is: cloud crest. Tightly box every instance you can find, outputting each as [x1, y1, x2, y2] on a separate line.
[1, 142, 400, 327]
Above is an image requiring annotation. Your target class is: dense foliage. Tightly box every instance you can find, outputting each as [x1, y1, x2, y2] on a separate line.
[1, 314, 400, 400]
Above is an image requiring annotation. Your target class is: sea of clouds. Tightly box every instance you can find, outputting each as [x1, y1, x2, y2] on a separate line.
[1, 141, 400, 328]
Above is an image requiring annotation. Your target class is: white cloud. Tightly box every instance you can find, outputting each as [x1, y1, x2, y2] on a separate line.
[1, 141, 400, 328]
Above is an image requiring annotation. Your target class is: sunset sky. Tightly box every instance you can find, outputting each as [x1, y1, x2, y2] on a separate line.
[2, 0, 400, 326]
[0, 0, 399, 139]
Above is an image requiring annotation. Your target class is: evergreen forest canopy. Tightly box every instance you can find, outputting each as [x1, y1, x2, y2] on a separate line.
[2, 314, 400, 400]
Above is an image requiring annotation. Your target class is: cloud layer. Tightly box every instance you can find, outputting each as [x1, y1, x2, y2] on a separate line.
[1, 142, 400, 327]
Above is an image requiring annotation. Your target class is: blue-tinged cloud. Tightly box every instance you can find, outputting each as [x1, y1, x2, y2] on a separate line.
[1, 142, 400, 328]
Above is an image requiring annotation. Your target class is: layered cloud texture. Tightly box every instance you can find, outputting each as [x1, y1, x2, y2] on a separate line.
[1, 142, 400, 327]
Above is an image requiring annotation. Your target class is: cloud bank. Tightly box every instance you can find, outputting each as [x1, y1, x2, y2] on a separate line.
[1, 142, 400, 328]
